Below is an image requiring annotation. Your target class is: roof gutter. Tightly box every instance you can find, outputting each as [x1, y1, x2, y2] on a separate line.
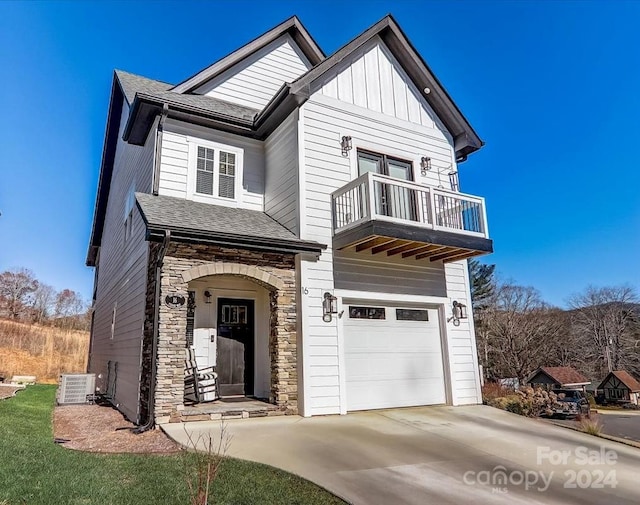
[134, 229, 171, 434]
[123, 94, 256, 145]
[152, 105, 169, 196]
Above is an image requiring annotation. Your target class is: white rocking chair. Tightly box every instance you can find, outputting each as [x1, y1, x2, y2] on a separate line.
[184, 348, 219, 403]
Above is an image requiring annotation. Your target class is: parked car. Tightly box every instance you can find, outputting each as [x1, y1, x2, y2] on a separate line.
[552, 389, 590, 419]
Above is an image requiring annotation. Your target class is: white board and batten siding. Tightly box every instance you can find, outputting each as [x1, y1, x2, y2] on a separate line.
[318, 36, 450, 141]
[194, 34, 313, 110]
[158, 119, 265, 211]
[89, 102, 156, 423]
[297, 36, 481, 415]
[264, 110, 299, 234]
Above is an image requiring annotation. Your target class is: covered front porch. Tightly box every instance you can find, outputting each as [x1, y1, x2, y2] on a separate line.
[150, 243, 300, 424]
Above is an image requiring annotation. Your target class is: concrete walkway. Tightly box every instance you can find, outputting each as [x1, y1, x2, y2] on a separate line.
[162, 405, 640, 505]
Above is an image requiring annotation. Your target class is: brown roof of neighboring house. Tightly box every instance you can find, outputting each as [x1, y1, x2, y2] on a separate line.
[531, 367, 591, 386]
[598, 371, 640, 392]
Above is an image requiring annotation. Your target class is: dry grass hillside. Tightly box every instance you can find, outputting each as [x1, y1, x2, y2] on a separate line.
[0, 318, 89, 383]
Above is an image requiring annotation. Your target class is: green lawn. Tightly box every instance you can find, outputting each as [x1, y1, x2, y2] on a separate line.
[0, 385, 345, 505]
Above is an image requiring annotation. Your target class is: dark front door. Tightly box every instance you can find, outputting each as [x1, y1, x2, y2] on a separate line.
[216, 298, 254, 397]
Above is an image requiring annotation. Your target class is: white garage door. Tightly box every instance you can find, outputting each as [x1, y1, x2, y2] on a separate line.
[344, 302, 446, 411]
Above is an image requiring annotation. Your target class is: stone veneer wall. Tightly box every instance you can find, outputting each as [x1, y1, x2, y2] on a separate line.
[152, 243, 297, 424]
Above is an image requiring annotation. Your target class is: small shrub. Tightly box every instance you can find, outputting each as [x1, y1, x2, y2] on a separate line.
[578, 414, 603, 436]
[182, 422, 232, 505]
[487, 387, 560, 418]
[482, 382, 514, 403]
[505, 398, 526, 416]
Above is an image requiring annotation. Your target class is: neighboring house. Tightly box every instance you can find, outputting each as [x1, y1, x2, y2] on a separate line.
[598, 371, 640, 405]
[86, 15, 493, 425]
[527, 367, 591, 392]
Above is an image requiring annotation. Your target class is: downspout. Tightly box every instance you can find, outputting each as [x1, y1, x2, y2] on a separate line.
[134, 229, 171, 434]
[152, 104, 169, 196]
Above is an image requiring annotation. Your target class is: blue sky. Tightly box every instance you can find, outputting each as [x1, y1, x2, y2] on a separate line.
[0, 0, 638, 308]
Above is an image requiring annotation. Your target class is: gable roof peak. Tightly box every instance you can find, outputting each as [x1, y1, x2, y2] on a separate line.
[288, 13, 483, 158]
[171, 16, 325, 95]
[536, 366, 590, 385]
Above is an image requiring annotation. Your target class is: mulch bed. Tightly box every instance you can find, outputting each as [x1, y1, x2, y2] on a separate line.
[53, 403, 182, 454]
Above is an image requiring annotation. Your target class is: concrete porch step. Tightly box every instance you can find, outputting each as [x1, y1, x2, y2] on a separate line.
[177, 399, 285, 422]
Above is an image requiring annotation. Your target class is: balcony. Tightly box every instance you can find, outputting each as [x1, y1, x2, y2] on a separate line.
[331, 172, 492, 262]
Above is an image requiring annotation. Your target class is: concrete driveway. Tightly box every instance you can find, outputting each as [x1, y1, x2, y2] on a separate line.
[162, 405, 640, 504]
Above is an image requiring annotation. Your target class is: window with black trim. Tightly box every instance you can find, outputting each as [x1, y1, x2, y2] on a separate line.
[349, 306, 386, 319]
[396, 308, 429, 321]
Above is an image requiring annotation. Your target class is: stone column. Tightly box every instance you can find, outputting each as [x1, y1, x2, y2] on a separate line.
[154, 256, 188, 424]
[269, 270, 298, 414]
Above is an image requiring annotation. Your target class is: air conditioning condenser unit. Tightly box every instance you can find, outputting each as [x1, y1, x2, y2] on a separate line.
[57, 373, 96, 405]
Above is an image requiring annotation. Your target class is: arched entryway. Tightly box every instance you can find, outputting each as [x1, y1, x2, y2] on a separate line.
[151, 251, 298, 424]
[185, 274, 271, 399]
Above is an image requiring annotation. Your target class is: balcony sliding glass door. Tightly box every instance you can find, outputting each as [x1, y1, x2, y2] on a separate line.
[357, 150, 415, 221]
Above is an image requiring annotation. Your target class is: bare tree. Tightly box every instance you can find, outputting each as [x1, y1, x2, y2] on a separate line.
[54, 289, 86, 329]
[31, 283, 56, 324]
[479, 283, 566, 382]
[569, 285, 640, 378]
[0, 268, 38, 320]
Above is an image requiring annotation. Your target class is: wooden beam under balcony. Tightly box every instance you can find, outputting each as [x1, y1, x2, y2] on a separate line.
[334, 220, 493, 260]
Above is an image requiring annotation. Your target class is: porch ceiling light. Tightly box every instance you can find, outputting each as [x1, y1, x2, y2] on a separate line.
[420, 156, 432, 176]
[340, 136, 352, 157]
[447, 300, 468, 326]
[204, 290, 212, 304]
[322, 292, 338, 323]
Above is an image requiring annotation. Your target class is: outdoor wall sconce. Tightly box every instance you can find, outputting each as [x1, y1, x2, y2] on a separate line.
[322, 292, 338, 322]
[340, 135, 352, 157]
[204, 290, 212, 304]
[447, 300, 468, 326]
[420, 156, 432, 176]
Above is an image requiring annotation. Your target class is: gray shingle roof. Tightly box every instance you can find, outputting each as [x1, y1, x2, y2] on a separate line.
[138, 90, 259, 122]
[115, 70, 259, 122]
[115, 70, 172, 104]
[135, 193, 324, 253]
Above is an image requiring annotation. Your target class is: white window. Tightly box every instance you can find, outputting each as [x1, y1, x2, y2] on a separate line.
[110, 302, 117, 339]
[188, 139, 242, 204]
[124, 185, 135, 242]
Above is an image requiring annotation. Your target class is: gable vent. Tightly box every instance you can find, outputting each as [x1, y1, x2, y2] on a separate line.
[57, 374, 96, 405]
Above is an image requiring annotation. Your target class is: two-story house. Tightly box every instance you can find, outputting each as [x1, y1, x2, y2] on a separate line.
[86, 15, 492, 426]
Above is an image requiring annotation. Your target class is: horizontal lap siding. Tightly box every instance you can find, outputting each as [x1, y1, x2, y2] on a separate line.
[445, 260, 482, 405]
[159, 120, 264, 211]
[333, 250, 446, 297]
[264, 111, 298, 234]
[89, 103, 153, 422]
[194, 34, 311, 110]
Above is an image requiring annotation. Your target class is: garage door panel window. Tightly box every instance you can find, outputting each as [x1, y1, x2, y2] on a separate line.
[348, 306, 385, 319]
[396, 309, 429, 321]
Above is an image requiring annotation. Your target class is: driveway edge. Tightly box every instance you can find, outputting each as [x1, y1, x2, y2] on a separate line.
[548, 420, 640, 450]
